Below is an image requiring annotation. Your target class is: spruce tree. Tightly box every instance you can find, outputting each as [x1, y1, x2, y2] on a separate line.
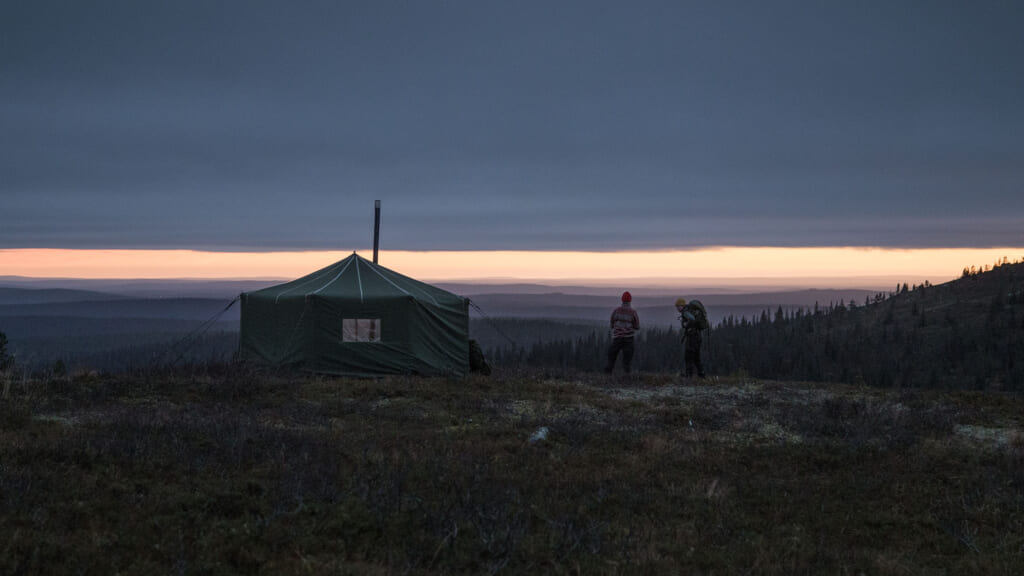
[0, 331, 12, 371]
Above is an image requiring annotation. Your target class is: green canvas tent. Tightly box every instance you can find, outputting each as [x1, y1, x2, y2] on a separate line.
[239, 253, 470, 376]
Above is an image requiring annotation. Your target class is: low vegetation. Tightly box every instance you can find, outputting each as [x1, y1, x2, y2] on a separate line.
[3, 366, 1023, 574]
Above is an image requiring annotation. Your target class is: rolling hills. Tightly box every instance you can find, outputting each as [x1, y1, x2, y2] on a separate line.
[1, 262, 1021, 385]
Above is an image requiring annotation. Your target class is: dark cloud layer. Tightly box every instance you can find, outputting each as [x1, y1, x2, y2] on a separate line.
[2, 1, 1023, 251]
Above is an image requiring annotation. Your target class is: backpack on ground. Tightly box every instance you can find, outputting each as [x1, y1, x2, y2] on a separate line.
[469, 339, 491, 375]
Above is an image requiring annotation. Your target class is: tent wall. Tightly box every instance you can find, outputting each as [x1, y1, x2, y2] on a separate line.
[240, 289, 469, 377]
[407, 298, 470, 374]
[239, 294, 312, 366]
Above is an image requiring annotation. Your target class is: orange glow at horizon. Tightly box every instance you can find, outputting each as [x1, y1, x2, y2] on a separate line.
[2, 247, 1023, 286]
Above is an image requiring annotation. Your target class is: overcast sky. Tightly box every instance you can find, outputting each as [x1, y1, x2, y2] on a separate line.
[3, 0, 1023, 252]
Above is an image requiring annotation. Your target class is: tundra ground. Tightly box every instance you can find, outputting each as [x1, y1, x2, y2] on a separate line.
[2, 368, 1023, 574]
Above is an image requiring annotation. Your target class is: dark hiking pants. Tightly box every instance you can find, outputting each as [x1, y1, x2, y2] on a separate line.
[605, 337, 635, 373]
[684, 332, 705, 377]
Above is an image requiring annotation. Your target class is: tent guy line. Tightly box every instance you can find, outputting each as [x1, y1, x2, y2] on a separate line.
[161, 296, 240, 368]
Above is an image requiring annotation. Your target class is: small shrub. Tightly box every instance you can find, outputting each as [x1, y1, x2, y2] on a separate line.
[0, 401, 31, 431]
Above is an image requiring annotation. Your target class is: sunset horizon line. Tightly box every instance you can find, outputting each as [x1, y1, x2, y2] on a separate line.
[2, 247, 1022, 290]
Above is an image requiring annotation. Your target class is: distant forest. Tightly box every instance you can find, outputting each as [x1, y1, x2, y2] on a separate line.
[1, 330, 238, 375]
[3, 259, 1023, 391]
[483, 259, 1024, 391]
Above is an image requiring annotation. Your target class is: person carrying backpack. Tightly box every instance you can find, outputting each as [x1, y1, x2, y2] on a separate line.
[605, 291, 640, 374]
[676, 297, 708, 378]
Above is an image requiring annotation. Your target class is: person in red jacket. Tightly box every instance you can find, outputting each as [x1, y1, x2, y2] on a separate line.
[604, 291, 640, 374]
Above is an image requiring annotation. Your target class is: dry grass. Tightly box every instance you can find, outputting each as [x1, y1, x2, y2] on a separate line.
[1, 367, 1023, 574]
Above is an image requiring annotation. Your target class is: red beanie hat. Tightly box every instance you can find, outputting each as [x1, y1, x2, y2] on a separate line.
[621, 291, 632, 302]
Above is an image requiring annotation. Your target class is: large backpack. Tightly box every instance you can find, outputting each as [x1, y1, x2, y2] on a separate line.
[684, 300, 709, 331]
